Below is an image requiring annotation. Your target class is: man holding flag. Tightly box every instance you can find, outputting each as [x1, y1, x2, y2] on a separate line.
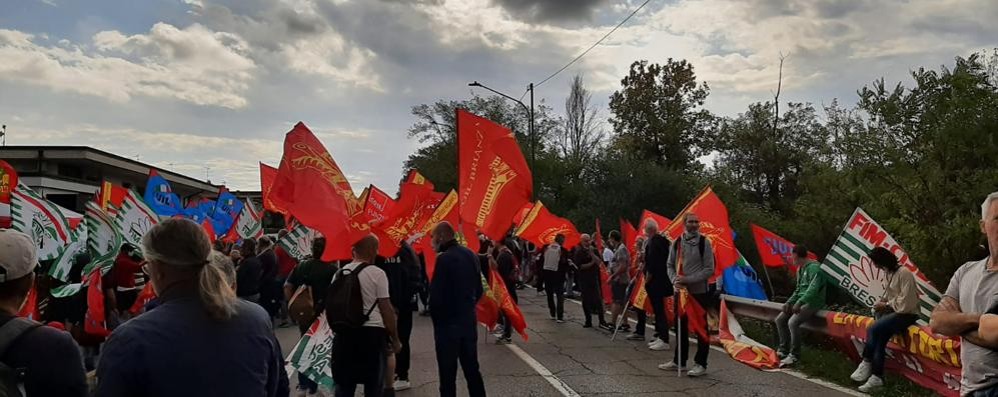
[660, 213, 714, 377]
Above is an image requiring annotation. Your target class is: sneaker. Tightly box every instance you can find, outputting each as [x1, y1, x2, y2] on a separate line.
[626, 333, 645, 341]
[649, 339, 670, 351]
[779, 354, 798, 368]
[850, 360, 873, 382]
[647, 337, 661, 346]
[599, 323, 615, 331]
[687, 364, 707, 377]
[583, 323, 593, 328]
[393, 379, 412, 391]
[858, 375, 883, 392]
[776, 350, 787, 360]
[556, 319, 565, 323]
[658, 361, 686, 371]
[495, 337, 511, 345]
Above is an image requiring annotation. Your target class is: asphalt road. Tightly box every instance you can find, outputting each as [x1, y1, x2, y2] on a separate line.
[277, 292, 857, 397]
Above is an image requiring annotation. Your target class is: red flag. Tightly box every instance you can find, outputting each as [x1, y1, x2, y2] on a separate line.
[97, 180, 127, 213]
[201, 220, 218, 244]
[639, 210, 671, 232]
[628, 273, 654, 315]
[84, 268, 110, 337]
[475, 273, 500, 329]
[513, 201, 580, 249]
[17, 281, 39, 320]
[269, 122, 371, 261]
[0, 160, 17, 229]
[719, 299, 779, 369]
[594, 218, 604, 254]
[363, 185, 396, 225]
[488, 267, 528, 340]
[750, 224, 817, 274]
[599, 263, 613, 306]
[511, 202, 534, 226]
[259, 163, 283, 214]
[372, 171, 441, 257]
[676, 240, 709, 341]
[620, 219, 638, 258]
[663, 187, 737, 282]
[457, 109, 533, 241]
[129, 283, 157, 315]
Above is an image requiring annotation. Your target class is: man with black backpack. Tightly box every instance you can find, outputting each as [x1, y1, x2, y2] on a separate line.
[429, 222, 486, 397]
[0, 229, 87, 397]
[326, 235, 401, 397]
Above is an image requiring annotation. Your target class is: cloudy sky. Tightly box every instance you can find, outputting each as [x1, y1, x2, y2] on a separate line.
[1, 0, 994, 193]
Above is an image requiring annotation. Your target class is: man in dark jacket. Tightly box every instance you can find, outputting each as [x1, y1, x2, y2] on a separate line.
[495, 237, 519, 343]
[429, 222, 486, 397]
[643, 219, 673, 352]
[379, 241, 422, 391]
[235, 239, 263, 302]
[574, 234, 607, 329]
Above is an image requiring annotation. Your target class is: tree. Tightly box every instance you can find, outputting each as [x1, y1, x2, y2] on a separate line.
[557, 74, 605, 167]
[608, 59, 715, 170]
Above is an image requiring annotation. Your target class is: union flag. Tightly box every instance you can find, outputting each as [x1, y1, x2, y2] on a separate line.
[411, 190, 478, 279]
[0, 160, 17, 228]
[487, 267, 528, 340]
[363, 185, 396, 225]
[662, 187, 738, 282]
[269, 122, 370, 261]
[719, 299, 779, 369]
[476, 272, 500, 329]
[372, 171, 442, 257]
[96, 180, 127, 214]
[750, 223, 817, 275]
[513, 201, 580, 249]
[84, 267, 110, 338]
[457, 109, 533, 241]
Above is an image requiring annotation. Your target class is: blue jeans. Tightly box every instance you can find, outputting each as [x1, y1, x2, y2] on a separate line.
[862, 312, 918, 377]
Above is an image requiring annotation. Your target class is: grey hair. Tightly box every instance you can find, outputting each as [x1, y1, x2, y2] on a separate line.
[983, 192, 998, 220]
[208, 251, 237, 289]
[644, 219, 659, 233]
[142, 218, 237, 321]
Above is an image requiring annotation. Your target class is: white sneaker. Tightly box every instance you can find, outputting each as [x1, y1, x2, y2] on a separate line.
[647, 337, 661, 346]
[648, 339, 670, 351]
[658, 361, 686, 371]
[687, 364, 707, 377]
[858, 375, 883, 392]
[394, 379, 412, 391]
[779, 354, 798, 368]
[556, 319, 565, 323]
[850, 360, 873, 382]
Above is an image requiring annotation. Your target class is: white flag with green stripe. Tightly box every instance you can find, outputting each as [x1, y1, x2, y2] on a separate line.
[278, 224, 317, 261]
[822, 208, 942, 324]
[236, 199, 263, 240]
[10, 182, 72, 261]
[84, 201, 122, 275]
[287, 313, 334, 390]
[49, 223, 88, 282]
[114, 190, 159, 253]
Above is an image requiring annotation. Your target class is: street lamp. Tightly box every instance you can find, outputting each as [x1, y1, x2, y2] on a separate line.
[467, 81, 535, 169]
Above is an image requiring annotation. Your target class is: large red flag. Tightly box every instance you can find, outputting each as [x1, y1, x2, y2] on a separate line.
[750, 224, 817, 274]
[269, 122, 370, 261]
[620, 219, 638, 258]
[373, 171, 442, 257]
[639, 210, 671, 232]
[475, 273, 500, 329]
[84, 267, 110, 337]
[487, 266, 528, 340]
[513, 201, 580, 249]
[457, 109, 533, 241]
[719, 299, 779, 370]
[363, 185, 396, 225]
[259, 163, 283, 214]
[0, 160, 17, 228]
[663, 187, 738, 282]
[511, 202, 534, 226]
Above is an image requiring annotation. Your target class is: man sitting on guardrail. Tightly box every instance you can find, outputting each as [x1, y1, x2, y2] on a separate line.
[932, 192, 998, 396]
[774, 244, 828, 368]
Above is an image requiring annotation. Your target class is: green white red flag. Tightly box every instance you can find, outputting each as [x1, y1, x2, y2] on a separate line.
[10, 182, 72, 261]
[288, 314, 335, 390]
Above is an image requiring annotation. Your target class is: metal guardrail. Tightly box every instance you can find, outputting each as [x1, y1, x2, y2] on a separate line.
[722, 294, 830, 334]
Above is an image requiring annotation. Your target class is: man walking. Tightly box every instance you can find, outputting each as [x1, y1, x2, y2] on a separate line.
[606, 231, 631, 333]
[660, 213, 714, 377]
[495, 237, 520, 343]
[574, 234, 608, 329]
[643, 220, 673, 351]
[542, 234, 569, 323]
[430, 222, 486, 397]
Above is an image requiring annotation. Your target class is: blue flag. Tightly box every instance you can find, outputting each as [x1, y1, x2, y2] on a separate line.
[144, 171, 182, 217]
[209, 191, 243, 237]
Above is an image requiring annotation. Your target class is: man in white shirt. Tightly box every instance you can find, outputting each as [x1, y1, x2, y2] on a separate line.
[330, 235, 401, 397]
[543, 235, 568, 322]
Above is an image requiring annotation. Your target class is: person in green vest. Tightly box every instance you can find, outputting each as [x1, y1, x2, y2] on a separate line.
[774, 244, 828, 367]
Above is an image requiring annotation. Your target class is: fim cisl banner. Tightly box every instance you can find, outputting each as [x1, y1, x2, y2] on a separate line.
[822, 207, 942, 324]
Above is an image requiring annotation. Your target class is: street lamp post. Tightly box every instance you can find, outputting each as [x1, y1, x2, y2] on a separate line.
[468, 81, 535, 169]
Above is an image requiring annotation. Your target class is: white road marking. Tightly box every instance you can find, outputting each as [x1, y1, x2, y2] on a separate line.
[504, 343, 583, 397]
[561, 294, 865, 397]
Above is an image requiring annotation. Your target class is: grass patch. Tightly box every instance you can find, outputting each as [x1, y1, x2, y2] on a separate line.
[740, 318, 937, 397]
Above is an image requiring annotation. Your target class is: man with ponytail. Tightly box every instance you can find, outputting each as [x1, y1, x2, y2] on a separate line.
[96, 218, 289, 397]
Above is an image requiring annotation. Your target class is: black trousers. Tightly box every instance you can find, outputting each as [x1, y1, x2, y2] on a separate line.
[580, 283, 604, 325]
[543, 270, 565, 320]
[434, 323, 486, 397]
[502, 282, 518, 339]
[673, 293, 710, 367]
[396, 303, 414, 380]
[648, 292, 670, 344]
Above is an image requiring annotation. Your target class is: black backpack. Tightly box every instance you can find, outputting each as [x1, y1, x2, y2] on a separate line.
[0, 318, 42, 397]
[326, 264, 377, 333]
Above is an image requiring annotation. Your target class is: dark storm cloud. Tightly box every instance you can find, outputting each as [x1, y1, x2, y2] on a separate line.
[493, 0, 607, 24]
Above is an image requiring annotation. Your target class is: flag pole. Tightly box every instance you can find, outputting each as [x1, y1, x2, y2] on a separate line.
[760, 263, 777, 298]
[611, 276, 637, 342]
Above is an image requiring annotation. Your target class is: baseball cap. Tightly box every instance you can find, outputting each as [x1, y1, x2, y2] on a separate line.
[0, 229, 38, 283]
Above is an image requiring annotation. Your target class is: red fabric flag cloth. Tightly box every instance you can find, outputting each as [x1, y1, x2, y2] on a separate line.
[750, 224, 817, 274]
[372, 171, 441, 257]
[268, 122, 371, 261]
[594, 218, 604, 254]
[620, 219, 638, 258]
[662, 187, 738, 283]
[16, 282, 39, 320]
[678, 289, 710, 341]
[84, 268, 110, 338]
[513, 201, 581, 249]
[411, 190, 477, 280]
[639, 210, 672, 232]
[201, 220, 217, 244]
[0, 160, 17, 228]
[457, 109, 533, 241]
[628, 273, 654, 315]
[719, 299, 779, 370]
[97, 180, 127, 214]
[511, 202, 534, 226]
[363, 185, 397, 225]
[488, 267, 528, 340]
[475, 273, 500, 330]
[259, 162, 284, 214]
[129, 283, 157, 315]
[599, 263, 613, 306]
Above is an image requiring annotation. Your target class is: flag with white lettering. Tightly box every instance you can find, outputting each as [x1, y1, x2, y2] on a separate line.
[288, 313, 335, 390]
